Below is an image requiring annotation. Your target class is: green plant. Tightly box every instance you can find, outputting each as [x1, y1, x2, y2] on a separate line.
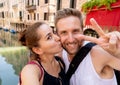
[0, 47, 29, 75]
[82, 0, 117, 13]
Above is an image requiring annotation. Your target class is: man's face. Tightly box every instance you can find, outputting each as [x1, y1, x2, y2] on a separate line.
[56, 16, 84, 56]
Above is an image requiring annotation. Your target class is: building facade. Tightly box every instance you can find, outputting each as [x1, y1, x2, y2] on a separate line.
[0, 0, 87, 32]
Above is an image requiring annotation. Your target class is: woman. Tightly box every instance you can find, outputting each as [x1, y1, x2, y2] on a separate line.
[19, 22, 68, 85]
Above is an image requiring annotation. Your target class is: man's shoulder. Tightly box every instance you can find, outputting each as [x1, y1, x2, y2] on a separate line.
[62, 50, 68, 58]
[82, 41, 90, 46]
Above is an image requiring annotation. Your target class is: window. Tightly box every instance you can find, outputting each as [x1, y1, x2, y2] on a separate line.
[32, 0, 34, 5]
[2, 12, 4, 18]
[45, 0, 48, 4]
[19, 11, 22, 20]
[57, 0, 61, 10]
[0, 3, 3, 7]
[19, 11, 22, 17]
[27, 0, 30, 5]
[37, 0, 39, 6]
[44, 13, 48, 20]
[70, 0, 76, 8]
[28, 15, 30, 20]
[34, 13, 36, 20]
[37, 13, 39, 20]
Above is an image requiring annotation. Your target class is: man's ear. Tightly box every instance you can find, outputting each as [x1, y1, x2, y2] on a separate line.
[32, 47, 43, 55]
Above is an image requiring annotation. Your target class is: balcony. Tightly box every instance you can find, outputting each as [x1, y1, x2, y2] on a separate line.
[10, 18, 24, 24]
[26, 5, 36, 13]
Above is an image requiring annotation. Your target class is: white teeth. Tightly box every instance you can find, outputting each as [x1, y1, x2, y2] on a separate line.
[68, 44, 75, 48]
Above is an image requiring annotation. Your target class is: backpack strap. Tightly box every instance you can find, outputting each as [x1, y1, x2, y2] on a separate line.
[55, 56, 65, 70]
[114, 69, 120, 85]
[66, 42, 96, 81]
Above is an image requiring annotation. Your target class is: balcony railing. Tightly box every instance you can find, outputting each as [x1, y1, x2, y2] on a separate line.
[26, 5, 36, 12]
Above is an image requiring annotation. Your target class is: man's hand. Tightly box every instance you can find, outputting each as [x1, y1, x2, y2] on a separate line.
[83, 18, 120, 58]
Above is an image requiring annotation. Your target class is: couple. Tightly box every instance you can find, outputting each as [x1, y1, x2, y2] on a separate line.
[19, 8, 120, 85]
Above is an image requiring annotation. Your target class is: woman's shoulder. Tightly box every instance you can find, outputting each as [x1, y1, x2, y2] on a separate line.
[20, 62, 43, 85]
[21, 60, 43, 77]
[21, 63, 39, 76]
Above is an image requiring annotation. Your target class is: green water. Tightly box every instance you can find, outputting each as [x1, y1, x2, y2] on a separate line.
[0, 47, 29, 85]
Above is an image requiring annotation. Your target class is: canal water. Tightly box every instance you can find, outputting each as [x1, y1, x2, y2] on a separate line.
[0, 28, 29, 85]
[0, 47, 29, 85]
[0, 55, 18, 85]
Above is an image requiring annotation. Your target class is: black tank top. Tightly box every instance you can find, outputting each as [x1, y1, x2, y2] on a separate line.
[38, 56, 69, 85]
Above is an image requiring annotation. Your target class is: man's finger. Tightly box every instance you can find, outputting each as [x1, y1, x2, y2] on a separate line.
[107, 31, 120, 40]
[115, 31, 120, 40]
[109, 34, 117, 51]
[90, 18, 106, 37]
[83, 35, 99, 44]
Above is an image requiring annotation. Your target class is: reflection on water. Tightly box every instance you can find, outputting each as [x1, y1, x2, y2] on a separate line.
[0, 47, 29, 85]
[0, 56, 18, 85]
[0, 77, 1, 85]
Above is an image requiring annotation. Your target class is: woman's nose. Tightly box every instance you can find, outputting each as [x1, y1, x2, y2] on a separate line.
[54, 34, 60, 41]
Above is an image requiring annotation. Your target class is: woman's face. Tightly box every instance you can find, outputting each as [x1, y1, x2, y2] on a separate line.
[37, 24, 62, 55]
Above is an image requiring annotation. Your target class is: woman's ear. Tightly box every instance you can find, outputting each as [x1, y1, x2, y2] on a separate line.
[32, 47, 43, 55]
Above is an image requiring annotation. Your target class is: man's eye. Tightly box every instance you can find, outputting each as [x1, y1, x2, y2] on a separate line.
[73, 29, 80, 33]
[60, 31, 67, 35]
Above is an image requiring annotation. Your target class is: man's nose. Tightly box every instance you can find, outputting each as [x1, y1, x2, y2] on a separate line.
[68, 33, 74, 43]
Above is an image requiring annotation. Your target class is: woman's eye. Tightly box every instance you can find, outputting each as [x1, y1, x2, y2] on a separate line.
[47, 35, 52, 40]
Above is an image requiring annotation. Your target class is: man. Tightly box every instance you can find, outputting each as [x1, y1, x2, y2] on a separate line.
[54, 8, 120, 85]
